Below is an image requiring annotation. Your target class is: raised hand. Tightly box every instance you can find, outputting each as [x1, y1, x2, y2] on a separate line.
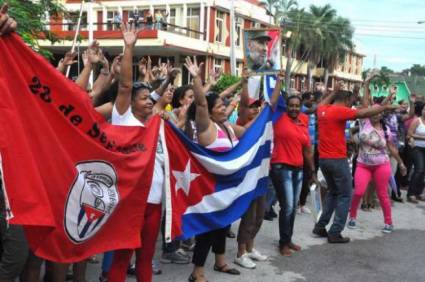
[0, 4, 17, 36]
[241, 67, 250, 83]
[121, 22, 139, 47]
[389, 85, 397, 96]
[63, 50, 78, 66]
[208, 67, 222, 86]
[87, 40, 102, 64]
[111, 54, 123, 77]
[184, 56, 203, 78]
[364, 68, 380, 83]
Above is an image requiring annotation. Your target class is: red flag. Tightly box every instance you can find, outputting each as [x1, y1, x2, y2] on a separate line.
[0, 34, 160, 262]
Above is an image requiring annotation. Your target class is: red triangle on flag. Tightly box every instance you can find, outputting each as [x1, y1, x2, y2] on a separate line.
[82, 204, 105, 222]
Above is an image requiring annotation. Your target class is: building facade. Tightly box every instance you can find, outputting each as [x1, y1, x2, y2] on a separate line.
[43, 0, 364, 89]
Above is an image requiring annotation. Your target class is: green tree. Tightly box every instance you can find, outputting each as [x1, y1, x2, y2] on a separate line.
[410, 64, 425, 76]
[321, 15, 354, 88]
[283, 8, 311, 89]
[304, 4, 337, 90]
[0, 0, 66, 58]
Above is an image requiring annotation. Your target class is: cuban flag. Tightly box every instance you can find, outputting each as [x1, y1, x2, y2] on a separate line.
[161, 106, 273, 241]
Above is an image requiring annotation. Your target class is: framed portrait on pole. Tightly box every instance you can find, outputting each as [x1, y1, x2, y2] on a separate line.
[243, 28, 282, 74]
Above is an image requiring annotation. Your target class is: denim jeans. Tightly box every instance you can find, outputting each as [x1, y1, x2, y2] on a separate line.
[408, 146, 425, 197]
[265, 177, 277, 212]
[316, 158, 353, 235]
[270, 164, 303, 246]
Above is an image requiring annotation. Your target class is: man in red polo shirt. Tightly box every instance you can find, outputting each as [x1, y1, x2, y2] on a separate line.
[312, 88, 397, 243]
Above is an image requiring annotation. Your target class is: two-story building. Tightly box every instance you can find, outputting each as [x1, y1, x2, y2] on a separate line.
[42, 0, 364, 89]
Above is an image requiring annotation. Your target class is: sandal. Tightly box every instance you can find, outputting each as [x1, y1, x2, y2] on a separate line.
[213, 264, 240, 275]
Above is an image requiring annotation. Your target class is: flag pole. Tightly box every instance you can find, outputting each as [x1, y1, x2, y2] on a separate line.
[66, 0, 85, 78]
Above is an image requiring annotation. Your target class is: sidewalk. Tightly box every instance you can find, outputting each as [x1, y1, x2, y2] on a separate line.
[86, 195, 425, 281]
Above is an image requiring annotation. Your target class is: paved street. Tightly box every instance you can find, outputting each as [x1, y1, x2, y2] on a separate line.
[86, 195, 425, 282]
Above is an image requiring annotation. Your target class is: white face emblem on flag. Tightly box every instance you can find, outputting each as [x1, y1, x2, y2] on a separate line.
[64, 161, 119, 244]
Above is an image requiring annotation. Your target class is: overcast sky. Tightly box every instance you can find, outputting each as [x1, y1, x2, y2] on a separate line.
[297, 0, 425, 71]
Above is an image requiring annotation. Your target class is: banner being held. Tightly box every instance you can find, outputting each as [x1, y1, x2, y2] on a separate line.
[162, 106, 273, 241]
[0, 34, 160, 262]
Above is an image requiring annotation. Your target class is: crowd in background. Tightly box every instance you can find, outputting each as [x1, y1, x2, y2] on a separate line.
[0, 9, 424, 282]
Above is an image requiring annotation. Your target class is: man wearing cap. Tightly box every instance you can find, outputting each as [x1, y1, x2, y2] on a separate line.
[246, 31, 273, 72]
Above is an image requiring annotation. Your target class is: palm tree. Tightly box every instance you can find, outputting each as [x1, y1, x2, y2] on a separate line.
[303, 4, 337, 90]
[284, 8, 311, 89]
[321, 16, 354, 88]
[260, 0, 298, 24]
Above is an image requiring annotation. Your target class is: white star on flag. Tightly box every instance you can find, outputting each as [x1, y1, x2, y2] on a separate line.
[172, 161, 200, 196]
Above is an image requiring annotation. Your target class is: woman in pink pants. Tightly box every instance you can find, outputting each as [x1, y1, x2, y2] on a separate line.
[348, 75, 406, 233]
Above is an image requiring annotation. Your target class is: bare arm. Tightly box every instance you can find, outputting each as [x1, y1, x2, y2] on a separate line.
[219, 80, 241, 99]
[115, 23, 138, 114]
[356, 104, 398, 119]
[269, 70, 284, 110]
[184, 56, 214, 145]
[407, 118, 425, 140]
[237, 68, 251, 125]
[382, 85, 397, 106]
[0, 4, 17, 36]
[75, 50, 92, 90]
[154, 66, 180, 97]
[387, 142, 407, 175]
[302, 145, 315, 173]
[57, 50, 78, 75]
[401, 96, 416, 122]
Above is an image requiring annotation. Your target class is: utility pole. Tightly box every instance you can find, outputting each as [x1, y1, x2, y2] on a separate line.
[87, 0, 94, 87]
[230, 0, 237, 76]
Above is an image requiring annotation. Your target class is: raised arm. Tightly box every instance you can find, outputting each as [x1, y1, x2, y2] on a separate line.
[91, 55, 114, 106]
[270, 70, 284, 110]
[115, 23, 138, 114]
[401, 95, 416, 122]
[204, 67, 223, 94]
[362, 69, 379, 108]
[57, 50, 78, 75]
[75, 41, 102, 90]
[382, 85, 397, 106]
[0, 4, 17, 36]
[184, 56, 212, 136]
[356, 104, 398, 119]
[153, 65, 180, 97]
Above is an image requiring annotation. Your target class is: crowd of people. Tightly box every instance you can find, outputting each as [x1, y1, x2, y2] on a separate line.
[0, 5, 424, 282]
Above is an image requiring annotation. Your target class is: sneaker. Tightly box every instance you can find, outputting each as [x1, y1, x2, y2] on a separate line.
[382, 224, 394, 234]
[312, 225, 328, 238]
[300, 206, 312, 214]
[181, 239, 195, 252]
[234, 254, 256, 269]
[347, 218, 357, 229]
[247, 248, 267, 261]
[176, 248, 191, 258]
[160, 251, 190, 264]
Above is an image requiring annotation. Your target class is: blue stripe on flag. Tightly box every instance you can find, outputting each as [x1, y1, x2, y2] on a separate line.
[213, 141, 271, 191]
[178, 177, 268, 239]
[168, 105, 273, 162]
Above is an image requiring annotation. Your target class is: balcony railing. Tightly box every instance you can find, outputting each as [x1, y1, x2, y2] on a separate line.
[47, 21, 205, 40]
